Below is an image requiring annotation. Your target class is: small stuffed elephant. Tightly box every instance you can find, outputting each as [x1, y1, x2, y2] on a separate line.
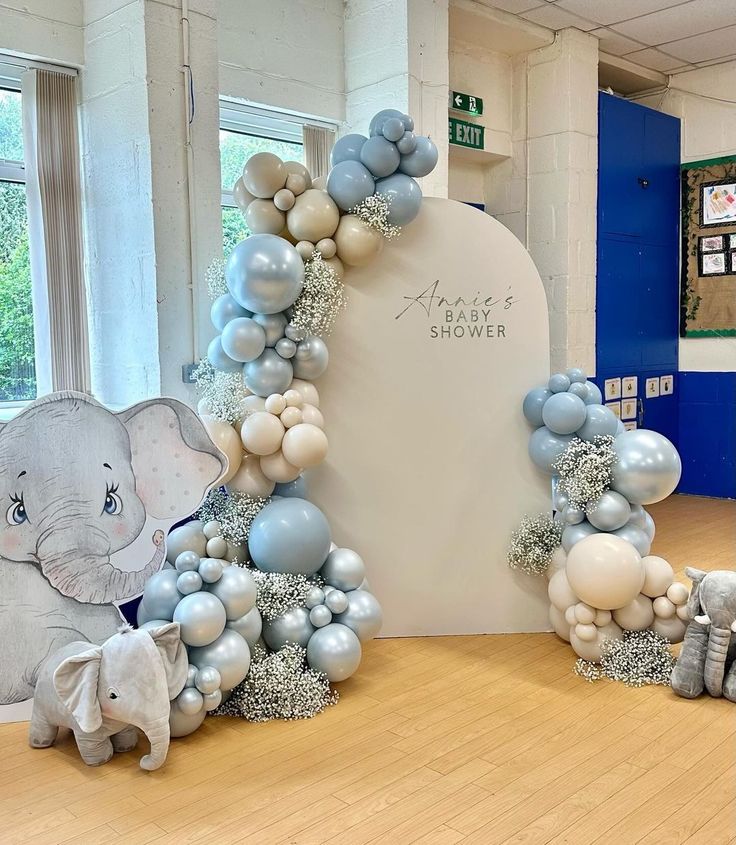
[29, 622, 188, 770]
[671, 568, 736, 701]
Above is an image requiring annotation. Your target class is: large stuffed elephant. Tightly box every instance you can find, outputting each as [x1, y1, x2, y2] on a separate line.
[0, 391, 226, 705]
[29, 622, 188, 770]
[671, 567, 736, 700]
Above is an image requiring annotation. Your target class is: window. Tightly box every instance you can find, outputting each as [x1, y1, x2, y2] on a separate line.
[0, 83, 35, 403]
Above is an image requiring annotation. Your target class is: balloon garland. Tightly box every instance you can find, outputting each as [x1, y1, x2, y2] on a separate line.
[517, 367, 691, 665]
[139, 108, 438, 734]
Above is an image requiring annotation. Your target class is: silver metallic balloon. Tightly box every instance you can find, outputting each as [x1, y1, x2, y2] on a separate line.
[611, 523, 651, 557]
[206, 565, 257, 620]
[221, 317, 267, 363]
[244, 348, 294, 397]
[563, 506, 585, 525]
[324, 589, 348, 614]
[173, 592, 227, 647]
[305, 586, 326, 609]
[586, 490, 631, 532]
[141, 570, 182, 621]
[320, 548, 366, 591]
[306, 623, 362, 682]
[309, 604, 332, 628]
[194, 666, 222, 695]
[226, 606, 262, 649]
[175, 551, 200, 572]
[198, 558, 224, 584]
[169, 697, 206, 738]
[166, 520, 207, 564]
[275, 337, 297, 359]
[262, 606, 315, 650]
[561, 520, 598, 552]
[293, 336, 329, 381]
[253, 312, 288, 347]
[177, 686, 204, 716]
[612, 430, 682, 505]
[184, 663, 197, 688]
[334, 589, 383, 641]
[176, 570, 203, 595]
[225, 234, 304, 315]
[211, 292, 251, 331]
[552, 487, 569, 512]
[189, 629, 251, 691]
[528, 427, 574, 475]
[203, 690, 222, 712]
[642, 510, 656, 541]
[207, 334, 242, 374]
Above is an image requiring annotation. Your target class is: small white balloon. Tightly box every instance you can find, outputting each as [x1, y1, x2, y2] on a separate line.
[676, 604, 691, 621]
[280, 407, 303, 428]
[265, 393, 287, 415]
[316, 238, 337, 259]
[283, 389, 304, 408]
[594, 608, 612, 626]
[206, 536, 228, 559]
[203, 521, 222, 540]
[296, 240, 315, 260]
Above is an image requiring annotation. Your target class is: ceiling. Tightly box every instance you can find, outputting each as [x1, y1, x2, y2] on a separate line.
[473, 0, 736, 74]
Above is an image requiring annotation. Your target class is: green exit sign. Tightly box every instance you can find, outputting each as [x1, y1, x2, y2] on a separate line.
[450, 91, 483, 115]
[449, 117, 485, 150]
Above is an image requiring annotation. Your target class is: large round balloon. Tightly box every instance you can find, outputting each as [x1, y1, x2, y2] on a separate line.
[375, 173, 422, 225]
[397, 135, 438, 178]
[566, 533, 644, 610]
[226, 234, 304, 315]
[262, 606, 314, 650]
[173, 592, 227, 647]
[242, 151, 287, 198]
[249, 497, 331, 575]
[245, 199, 285, 235]
[334, 590, 382, 641]
[331, 133, 367, 166]
[542, 392, 587, 435]
[188, 629, 251, 691]
[612, 430, 682, 505]
[166, 520, 207, 564]
[243, 348, 294, 397]
[286, 189, 340, 243]
[326, 160, 375, 211]
[207, 565, 257, 620]
[528, 427, 573, 474]
[207, 335, 242, 373]
[307, 623, 362, 682]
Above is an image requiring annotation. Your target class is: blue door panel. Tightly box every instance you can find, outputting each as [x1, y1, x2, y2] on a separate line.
[638, 243, 679, 369]
[641, 111, 681, 246]
[598, 95, 643, 238]
[597, 237, 641, 369]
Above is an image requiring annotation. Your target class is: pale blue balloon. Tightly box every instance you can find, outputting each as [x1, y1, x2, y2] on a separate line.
[243, 348, 293, 397]
[330, 133, 367, 167]
[542, 392, 587, 435]
[211, 293, 251, 331]
[522, 387, 552, 427]
[382, 117, 405, 142]
[528, 426, 574, 474]
[584, 381, 603, 405]
[326, 160, 375, 211]
[576, 404, 618, 441]
[360, 135, 400, 178]
[253, 312, 288, 347]
[566, 367, 587, 384]
[562, 520, 598, 552]
[207, 335, 242, 373]
[275, 337, 297, 359]
[369, 108, 405, 137]
[220, 317, 267, 363]
[273, 475, 308, 498]
[176, 570, 203, 595]
[141, 570, 182, 621]
[225, 234, 304, 315]
[334, 590, 382, 641]
[249, 497, 331, 576]
[616, 420, 626, 436]
[548, 373, 571, 393]
[398, 135, 438, 178]
[611, 523, 651, 557]
[568, 382, 589, 400]
[397, 131, 417, 155]
[375, 173, 422, 225]
[293, 336, 329, 380]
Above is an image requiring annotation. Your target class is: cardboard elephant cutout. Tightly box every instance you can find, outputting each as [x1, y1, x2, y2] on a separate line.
[0, 391, 226, 713]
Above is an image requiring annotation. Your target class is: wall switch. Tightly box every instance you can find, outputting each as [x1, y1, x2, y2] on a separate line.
[660, 375, 674, 395]
[621, 399, 637, 420]
[604, 378, 621, 400]
[622, 376, 638, 397]
[646, 377, 660, 398]
[182, 363, 198, 384]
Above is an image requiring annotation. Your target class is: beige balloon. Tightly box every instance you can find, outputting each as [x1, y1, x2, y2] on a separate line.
[549, 605, 571, 642]
[324, 255, 345, 278]
[301, 403, 324, 429]
[640, 556, 674, 598]
[274, 188, 296, 211]
[286, 173, 308, 196]
[264, 393, 287, 415]
[284, 160, 312, 184]
[312, 175, 327, 190]
[245, 199, 285, 235]
[282, 423, 328, 468]
[316, 238, 337, 259]
[289, 378, 320, 407]
[287, 189, 340, 242]
[260, 449, 301, 483]
[653, 596, 676, 619]
[226, 452, 276, 498]
[612, 593, 654, 631]
[242, 151, 287, 198]
[334, 214, 384, 267]
[201, 416, 242, 484]
[280, 407, 303, 428]
[233, 177, 255, 211]
[666, 582, 689, 606]
[241, 411, 286, 456]
[547, 568, 578, 613]
[566, 534, 644, 610]
[296, 241, 315, 261]
[197, 397, 213, 417]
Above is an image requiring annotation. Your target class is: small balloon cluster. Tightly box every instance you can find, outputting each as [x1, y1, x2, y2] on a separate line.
[520, 367, 689, 663]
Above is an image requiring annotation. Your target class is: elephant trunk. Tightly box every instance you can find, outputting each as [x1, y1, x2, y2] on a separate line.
[704, 625, 731, 697]
[139, 715, 170, 771]
[37, 537, 166, 604]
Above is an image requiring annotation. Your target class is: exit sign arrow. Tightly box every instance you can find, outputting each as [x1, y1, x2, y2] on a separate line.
[449, 91, 483, 116]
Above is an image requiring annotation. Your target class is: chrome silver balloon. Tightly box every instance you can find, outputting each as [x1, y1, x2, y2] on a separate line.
[334, 589, 383, 641]
[262, 606, 315, 650]
[612, 429, 682, 505]
[307, 623, 362, 682]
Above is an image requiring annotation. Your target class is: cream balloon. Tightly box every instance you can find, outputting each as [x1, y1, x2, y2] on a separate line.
[245, 199, 285, 235]
[653, 596, 676, 619]
[284, 161, 312, 191]
[286, 189, 340, 242]
[283, 389, 303, 408]
[316, 238, 337, 259]
[564, 606, 577, 626]
[242, 152, 286, 198]
[565, 533, 644, 610]
[676, 604, 691, 621]
[286, 173, 308, 196]
[241, 395, 267, 415]
[641, 556, 675, 598]
[289, 379, 319, 407]
[225, 452, 276, 498]
[652, 615, 686, 644]
[273, 189, 296, 211]
[612, 594, 654, 630]
[324, 255, 345, 278]
[548, 568, 578, 613]
[547, 546, 567, 580]
[312, 175, 327, 190]
[575, 623, 598, 642]
[296, 241, 315, 261]
[594, 608, 612, 626]
[233, 177, 255, 211]
[666, 582, 689, 606]
[241, 411, 286, 456]
[301, 403, 324, 429]
[197, 397, 213, 417]
[280, 407, 303, 428]
[574, 603, 596, 625]
[334, 214, 384, 267]
[281, 423, 328, 468]
[260, 449, 301, 483]
[570, 620, 623, 663]
[264, 393, 287, 415]
[201, 416, 242, 484]
[549, 605, 571, 642]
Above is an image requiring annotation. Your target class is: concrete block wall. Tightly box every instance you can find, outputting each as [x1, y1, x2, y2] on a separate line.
[0, 0, 83, 66]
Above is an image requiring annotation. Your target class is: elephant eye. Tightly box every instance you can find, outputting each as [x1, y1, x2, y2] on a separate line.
[103, 484, 122, 515]
[6, 494, 27, 525]
[107, 688, 119, 700]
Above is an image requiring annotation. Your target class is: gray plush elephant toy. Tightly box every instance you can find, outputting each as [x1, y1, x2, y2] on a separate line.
[671, 567, 736, 701]
[29, 622, 188, 770]
[0, 391, 226, 706]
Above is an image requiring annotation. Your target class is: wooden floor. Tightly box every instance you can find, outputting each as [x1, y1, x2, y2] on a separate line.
[1, 494, 735, 845]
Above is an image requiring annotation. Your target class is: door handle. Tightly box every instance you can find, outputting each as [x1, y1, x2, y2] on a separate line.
[637, 177, 649, 188]
[637, 398, 645, 427]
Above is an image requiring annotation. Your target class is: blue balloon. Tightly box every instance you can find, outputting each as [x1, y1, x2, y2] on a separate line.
[243, 348, 293, 397]
[249, 497, 331, 576]
[568, 382, 589, 400]
[548, 373, 571, 393]
[576, 404, 618, 441]
[210, 293, 251, 332]
[360, 136, 400, 178]
[542, 392, 587, 435]
[382, 117, 405, 142]
[611, 523, 651, 557]
[207, 335, 242, 373]
[226, 234, 304, 315]
[369, 108, 406, 137]
[528, 427, 574, 474]
[397, 131, 417, 155]
[330, 133, 367, 167]
[398, 136, 438, 178]
[273, 475, 308, 498]
[584, 381, 603, 405]
[566, 367, 587, 384]
[375, 173, 422, 225]
[326, 160, 375, 211]
[522, 387, 552, 427]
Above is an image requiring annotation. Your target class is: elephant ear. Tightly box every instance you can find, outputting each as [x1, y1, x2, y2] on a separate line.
[118, 399, 226, 520]
[53, 646, 103, 734]
[147, 622, 189, 699]
[685, 567, 706, 620]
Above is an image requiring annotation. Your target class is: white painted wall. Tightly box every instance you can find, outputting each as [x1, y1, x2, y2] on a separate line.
[0, 0, 83, 67]
[636, 60, 736, 373]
